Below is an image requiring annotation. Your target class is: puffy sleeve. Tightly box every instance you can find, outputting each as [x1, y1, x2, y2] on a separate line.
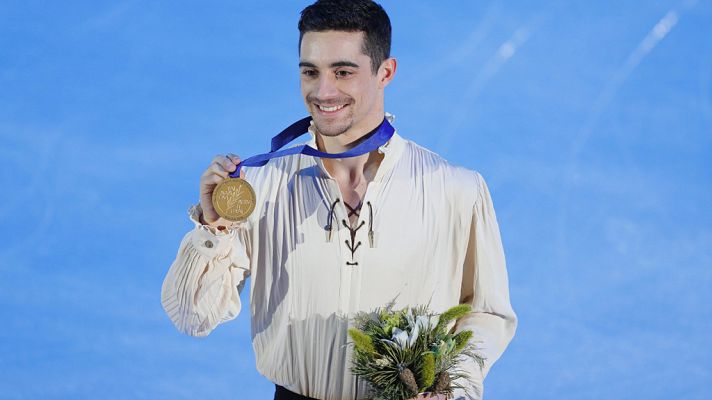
[161, 204, 252, 337]
[452, 172, 518, 400]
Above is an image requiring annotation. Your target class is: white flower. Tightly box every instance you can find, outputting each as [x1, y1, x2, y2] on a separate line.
[405, 308, 416, 328]
[415, 315, 439, 332]
[389, 312, 441, 349]
[409, 324, 421, 348]
[409, 315, 439, 347]
[391, 328, 410, 349]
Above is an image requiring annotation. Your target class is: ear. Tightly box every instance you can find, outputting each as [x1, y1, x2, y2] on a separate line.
[378, 57, 397, 88]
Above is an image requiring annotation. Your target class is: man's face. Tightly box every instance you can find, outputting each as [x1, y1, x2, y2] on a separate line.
[299, 30, 385, 138]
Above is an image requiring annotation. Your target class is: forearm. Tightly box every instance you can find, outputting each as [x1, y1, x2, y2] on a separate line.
[161, 205, 250, 336]
[452, 172, 518, 399]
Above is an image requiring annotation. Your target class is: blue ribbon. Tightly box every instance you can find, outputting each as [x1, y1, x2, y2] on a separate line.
[230, 116, 395, 178]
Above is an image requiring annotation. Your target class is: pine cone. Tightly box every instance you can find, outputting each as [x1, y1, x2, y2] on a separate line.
[399, 367, 419, 395]
[433, 372, 451, 393]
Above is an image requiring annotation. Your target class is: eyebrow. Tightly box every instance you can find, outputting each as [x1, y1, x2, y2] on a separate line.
[299, 61, 360, 69]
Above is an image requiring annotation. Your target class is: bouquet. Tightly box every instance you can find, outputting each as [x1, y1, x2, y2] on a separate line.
[348, 303, 485, 400]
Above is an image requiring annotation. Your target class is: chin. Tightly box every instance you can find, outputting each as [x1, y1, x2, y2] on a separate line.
[313, 119, 352, 137]
[315, 125, 350, 137]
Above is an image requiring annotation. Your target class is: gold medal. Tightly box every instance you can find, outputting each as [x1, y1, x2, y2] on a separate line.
[211, 177, 256, 221]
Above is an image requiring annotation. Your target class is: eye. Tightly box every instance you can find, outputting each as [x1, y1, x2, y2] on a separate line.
[301, 69, 318, 78]
[335, 70, 353, 78]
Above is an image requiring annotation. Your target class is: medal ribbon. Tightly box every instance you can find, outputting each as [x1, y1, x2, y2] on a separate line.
[229, 116, 395, 178]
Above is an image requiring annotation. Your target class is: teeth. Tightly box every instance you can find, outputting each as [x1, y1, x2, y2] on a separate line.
[318, 104, 345, 112]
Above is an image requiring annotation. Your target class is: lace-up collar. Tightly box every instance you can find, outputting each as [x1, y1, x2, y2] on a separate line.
[304, 112, 406, 182]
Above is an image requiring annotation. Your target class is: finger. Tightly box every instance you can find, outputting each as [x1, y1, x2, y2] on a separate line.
[211, 154, 226, 164]
[200, 165, 226, 181]
[208, 154, 231, 171]
[203, 174, 225, 186]
[226, 153, 241, 164]
[209, 163, 230, 178]
[217, 156, 237, 172]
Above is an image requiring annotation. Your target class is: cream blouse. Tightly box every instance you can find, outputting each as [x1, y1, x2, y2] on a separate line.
[161, 116, 517, 400]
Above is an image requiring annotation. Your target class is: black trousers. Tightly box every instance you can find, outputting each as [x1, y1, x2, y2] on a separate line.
[273, 385, 319, 400]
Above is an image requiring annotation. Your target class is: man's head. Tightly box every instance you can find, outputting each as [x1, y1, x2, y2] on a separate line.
[298, 0, 391, 75]
[297, 0, 397, 140]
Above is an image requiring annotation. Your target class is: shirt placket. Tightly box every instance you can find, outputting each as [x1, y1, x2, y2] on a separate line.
[319, 186, 352, 316]
[329, 180, 380, 316]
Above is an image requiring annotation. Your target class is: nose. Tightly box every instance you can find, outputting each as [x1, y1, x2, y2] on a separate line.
[315, 74, 339, 101]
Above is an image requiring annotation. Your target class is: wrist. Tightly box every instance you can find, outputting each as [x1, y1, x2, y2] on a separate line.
[195, 204, 229, 231]
[198, 210, 216, 226]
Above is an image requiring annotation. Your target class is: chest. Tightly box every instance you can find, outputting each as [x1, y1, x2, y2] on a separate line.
[249, 166, 471, 318]
[324, 152, 383, 227]
[335, 177, 368, 227]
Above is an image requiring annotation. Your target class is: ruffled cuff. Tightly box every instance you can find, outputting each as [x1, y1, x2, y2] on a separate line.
[187, 204, 245, 258]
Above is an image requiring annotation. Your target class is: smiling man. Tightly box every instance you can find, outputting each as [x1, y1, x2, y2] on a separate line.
[299, 28, 391, 141]
[161, 1, 517, 399]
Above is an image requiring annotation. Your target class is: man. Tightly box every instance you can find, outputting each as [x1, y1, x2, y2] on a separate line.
[161, 1, 517, 399]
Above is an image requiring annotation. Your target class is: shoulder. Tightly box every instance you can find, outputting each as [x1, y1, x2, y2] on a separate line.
[401, 138, 482, 207]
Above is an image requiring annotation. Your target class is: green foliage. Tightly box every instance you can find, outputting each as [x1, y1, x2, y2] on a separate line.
[435, 304, 472, 332]
[348, 303, 485, 400]
[453, 330, 473, 354]
[383, 312, 403, 335]
[420, 353, 435, 390]
[349, 328, 376, 354]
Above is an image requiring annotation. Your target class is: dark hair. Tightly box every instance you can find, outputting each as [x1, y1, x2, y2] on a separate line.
[298, 0, 391, 75]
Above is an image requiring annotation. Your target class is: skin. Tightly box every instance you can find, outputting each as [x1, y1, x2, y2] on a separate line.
[298, 30, 396, 226]
[199, 153, 244, 226]
[200, 30, 397, 227]
[197, 28, 445, 400]
[298, 30, 393, 151]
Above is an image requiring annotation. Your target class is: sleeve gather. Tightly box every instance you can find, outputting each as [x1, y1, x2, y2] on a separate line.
[160, 203, 252, 337]
[451, 172, 518, 400]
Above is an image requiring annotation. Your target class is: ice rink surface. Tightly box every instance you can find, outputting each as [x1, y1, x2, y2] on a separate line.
[1, 1, 711, 399]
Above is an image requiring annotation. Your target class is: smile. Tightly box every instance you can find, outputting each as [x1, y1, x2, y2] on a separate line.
[317, 104, 347, 113]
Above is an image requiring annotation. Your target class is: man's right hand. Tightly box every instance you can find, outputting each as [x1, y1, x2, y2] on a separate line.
[199, 153, 243, 226]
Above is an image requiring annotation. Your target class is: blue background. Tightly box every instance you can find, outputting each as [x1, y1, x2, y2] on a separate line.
[1, 1, 711, 399]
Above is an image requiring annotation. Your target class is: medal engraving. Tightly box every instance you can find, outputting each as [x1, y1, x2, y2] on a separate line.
[211, 178, 256, 221]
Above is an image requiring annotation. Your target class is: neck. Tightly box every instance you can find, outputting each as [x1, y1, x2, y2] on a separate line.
[322, 151, 384, 185]
[315, 114, 384, 154]
[315, 119, 386, 182]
